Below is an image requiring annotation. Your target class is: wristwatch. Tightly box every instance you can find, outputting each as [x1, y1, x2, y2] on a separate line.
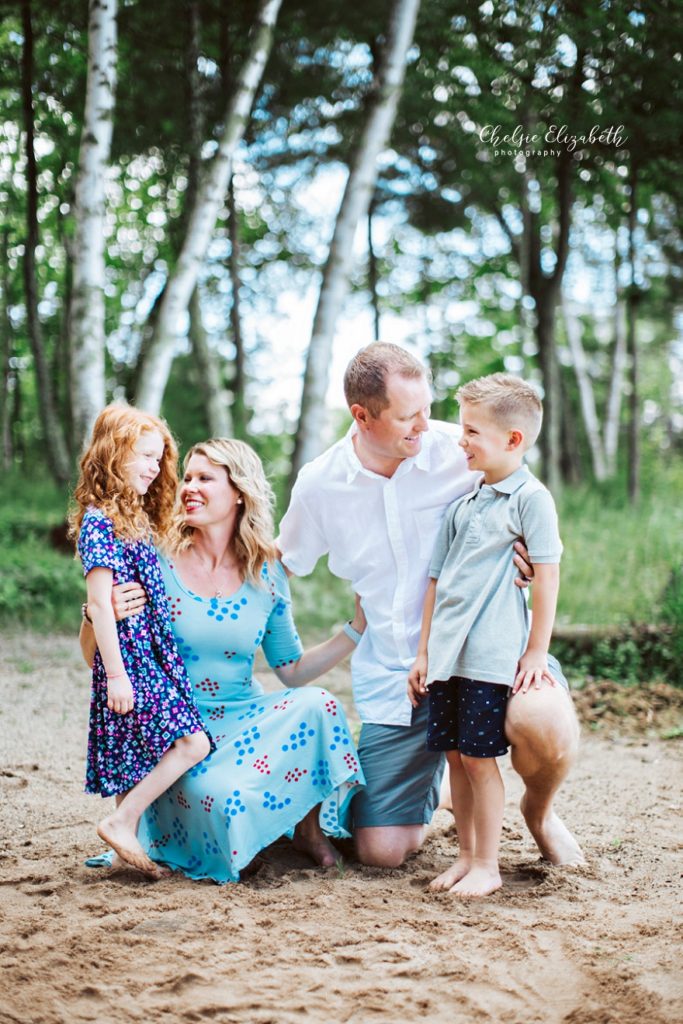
[342, 621, 363, 645]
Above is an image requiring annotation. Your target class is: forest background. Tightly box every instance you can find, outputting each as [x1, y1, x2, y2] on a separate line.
[1, 0, 682, 687]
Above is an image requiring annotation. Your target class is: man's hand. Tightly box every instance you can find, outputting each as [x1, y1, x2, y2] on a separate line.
[407, 654, 428, 708]
[512, 648, 559, 695]
[513, 540, 534, 589]
[111, 581, 147, 621]
[107, 672, 135, 714]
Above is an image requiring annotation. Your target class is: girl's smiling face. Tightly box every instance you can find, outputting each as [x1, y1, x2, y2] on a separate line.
[125, 429, 165, 495]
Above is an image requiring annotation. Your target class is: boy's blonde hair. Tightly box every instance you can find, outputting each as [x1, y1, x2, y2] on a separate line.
[456, 373, 543, 448]
[167, 438, 277, 587]
[69, 403, 179, 543]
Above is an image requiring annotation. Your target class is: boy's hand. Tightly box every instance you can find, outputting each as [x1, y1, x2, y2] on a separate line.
[107, 673, 135, 714]
[407, 654, 428, 708]
[512, 649, 559, 695]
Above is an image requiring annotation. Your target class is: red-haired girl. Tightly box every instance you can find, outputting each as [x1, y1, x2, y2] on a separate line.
[70, 404, 211, 879]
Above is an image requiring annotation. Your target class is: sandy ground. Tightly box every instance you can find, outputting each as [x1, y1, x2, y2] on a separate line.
[1, 631, 682, 1024]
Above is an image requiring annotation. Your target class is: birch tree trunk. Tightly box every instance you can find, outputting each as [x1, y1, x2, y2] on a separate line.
[368, 194, 381, 342]
[1, 229, 14, 471]
[68, 0, 117, 450]
[189, 288, 232, 436]
[289, 0, 421, 485]
[626, 167, 640, 504]
[227, 175, 248, 440]
[562, 299, 607, 481]
[135, 0, 282, 414]
[20, 0, 71, 483]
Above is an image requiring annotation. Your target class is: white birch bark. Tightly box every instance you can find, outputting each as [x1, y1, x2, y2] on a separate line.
[135, 0, 282, 414]
[189, 288, 232, 436]
[604, 294, 627, 476]
[562, 298, 607, 481]
[289, 0, 421, 481]
[69, 0, 117, 449]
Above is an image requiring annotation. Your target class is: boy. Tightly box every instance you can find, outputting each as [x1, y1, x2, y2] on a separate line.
[408, 373, 563, 898]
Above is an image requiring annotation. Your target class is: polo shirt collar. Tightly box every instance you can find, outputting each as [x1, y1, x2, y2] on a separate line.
[484, 465, 530, 494]
[342, 422, 434, 482]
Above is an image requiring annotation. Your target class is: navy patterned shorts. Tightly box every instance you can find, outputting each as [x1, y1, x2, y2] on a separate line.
[426, 676, 509, 758]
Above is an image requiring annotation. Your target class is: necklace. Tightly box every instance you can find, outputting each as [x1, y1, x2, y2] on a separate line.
[191, 548, 239, 598]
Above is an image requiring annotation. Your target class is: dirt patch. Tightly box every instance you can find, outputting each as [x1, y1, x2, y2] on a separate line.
[0, 632, 681, 1024]
[573, 678, 683, 737]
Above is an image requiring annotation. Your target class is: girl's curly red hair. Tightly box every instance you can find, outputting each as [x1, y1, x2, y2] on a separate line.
[68, 404, 179, 544]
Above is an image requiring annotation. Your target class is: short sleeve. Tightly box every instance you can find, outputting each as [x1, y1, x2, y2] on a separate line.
[261, 561, 305, 668]
[428, 499, 460, 578]
[77, 511, 120, 576]
[519, 487, 563, 564]
[277, 473, 329, 577]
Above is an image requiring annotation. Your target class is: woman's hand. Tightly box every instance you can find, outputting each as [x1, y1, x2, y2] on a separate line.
[111, 581, 147, 620]
[107, 671, 135, 714]
[407, 654, 428, 708]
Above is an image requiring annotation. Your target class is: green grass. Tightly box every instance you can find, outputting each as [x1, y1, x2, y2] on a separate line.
[0, 460, 681, 643]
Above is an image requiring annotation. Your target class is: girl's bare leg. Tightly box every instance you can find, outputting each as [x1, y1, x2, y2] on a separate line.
[450, 754, 504, 898]
[98, 732, 210, 879]
[431, 751, 474, 890]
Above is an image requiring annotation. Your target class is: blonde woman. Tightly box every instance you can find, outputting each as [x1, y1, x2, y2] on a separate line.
[82, 438, 365, 883]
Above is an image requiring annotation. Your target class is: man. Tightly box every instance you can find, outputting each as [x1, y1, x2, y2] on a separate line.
[278, 342, 583, 869]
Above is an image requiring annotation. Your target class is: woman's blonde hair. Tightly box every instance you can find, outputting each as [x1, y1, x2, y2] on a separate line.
[68, 403, 179, 543]
[168, 438, 278, 586]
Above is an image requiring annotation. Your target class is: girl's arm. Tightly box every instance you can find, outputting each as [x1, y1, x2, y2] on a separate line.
[407, 577, 437, 707]
[86, 568, 135, 714]
[513, 563, 560, 694]
[79, 581, 145, 668]
[272, 596, 366, 688]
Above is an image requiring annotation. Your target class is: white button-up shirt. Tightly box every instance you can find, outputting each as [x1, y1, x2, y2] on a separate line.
[277, 420, 475, 726]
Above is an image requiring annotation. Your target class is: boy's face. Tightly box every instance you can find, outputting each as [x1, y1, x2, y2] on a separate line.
[458, 402, 520, 480]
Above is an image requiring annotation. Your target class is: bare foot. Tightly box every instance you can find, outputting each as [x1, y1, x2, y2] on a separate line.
[97, 816, 170, 880]
[520, 796, 585, 866]
[450, 865, 502, 898]
[429, 855, 471, 891]
[292, 829, 342, 868]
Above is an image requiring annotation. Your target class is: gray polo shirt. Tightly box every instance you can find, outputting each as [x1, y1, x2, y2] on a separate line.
[427, 466, 562, 688]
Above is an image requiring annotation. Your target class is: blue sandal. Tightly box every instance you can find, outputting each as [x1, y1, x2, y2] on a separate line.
[84, 850, 115, 868]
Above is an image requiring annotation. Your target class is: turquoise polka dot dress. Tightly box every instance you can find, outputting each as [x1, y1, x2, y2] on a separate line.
[137, 555, 365, 883]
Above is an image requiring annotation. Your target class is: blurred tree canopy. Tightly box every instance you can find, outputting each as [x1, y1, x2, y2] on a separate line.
[1, 0, 682, 497]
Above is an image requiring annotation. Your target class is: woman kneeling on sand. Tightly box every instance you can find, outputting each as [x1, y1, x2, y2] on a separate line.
[81, 436, 365, 883]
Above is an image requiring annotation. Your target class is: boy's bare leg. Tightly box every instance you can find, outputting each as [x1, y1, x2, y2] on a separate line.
[98, 732, 210, 879]
[449, 754, 504, 898]
[505, 684, 584, 865]
[431, 751, 473, 890]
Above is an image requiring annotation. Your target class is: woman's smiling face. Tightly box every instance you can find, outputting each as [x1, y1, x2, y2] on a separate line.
[180, 453, 242, 527]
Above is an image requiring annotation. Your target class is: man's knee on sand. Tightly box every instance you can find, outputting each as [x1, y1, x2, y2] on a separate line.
[505, 684, 580, 773]
[354, 825, 425, 868]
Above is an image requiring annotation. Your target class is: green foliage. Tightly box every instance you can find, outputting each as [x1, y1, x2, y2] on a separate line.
[659, 563, 683, 686]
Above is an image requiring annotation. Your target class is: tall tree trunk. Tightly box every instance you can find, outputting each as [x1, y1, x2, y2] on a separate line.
[189, 288, 232, 436]
[604, 251, 627, 477]
[0, 229, 14, 471]
[288, 0, 422, 487]
[135, 0, 282, 414]
[535, 288, 562, 493]
[562, 299, 607, 481]
[20, 0, 71, 483]
[368, 193, 380, 341]
[69, 0, 117, 450]
[626, 166, 640, 504]
[227, 175, 248, 440]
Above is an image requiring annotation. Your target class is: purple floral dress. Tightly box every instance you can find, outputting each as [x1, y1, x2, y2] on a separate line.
[78, 508, 211, 798]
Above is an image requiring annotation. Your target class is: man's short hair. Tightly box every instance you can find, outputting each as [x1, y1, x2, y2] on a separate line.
[343, 342, 430, 417]
[456, 373, 543, 448]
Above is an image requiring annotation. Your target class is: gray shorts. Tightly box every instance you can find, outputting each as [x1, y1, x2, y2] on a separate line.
[351, 700, 445, 829]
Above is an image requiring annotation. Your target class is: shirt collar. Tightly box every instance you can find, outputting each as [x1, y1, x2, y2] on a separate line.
[342, 422, 434, 482]
[483, 465, 530, 495]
